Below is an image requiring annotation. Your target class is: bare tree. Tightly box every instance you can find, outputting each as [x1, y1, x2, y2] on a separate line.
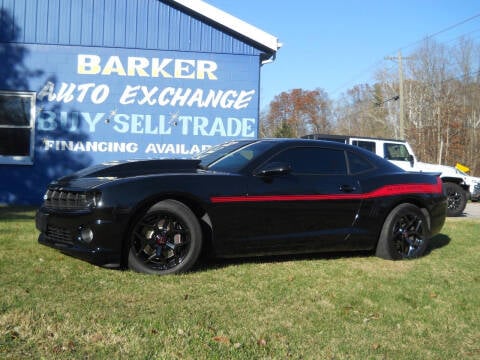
[333, 83, 391, 138]
[261, 88, 332, 138]
[262, 35, 480, 175]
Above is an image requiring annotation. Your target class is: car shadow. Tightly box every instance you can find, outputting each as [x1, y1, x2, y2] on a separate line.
[195, 234, 452, 273]
[195, 250, 373, 273]
[425, 233, 451, 255]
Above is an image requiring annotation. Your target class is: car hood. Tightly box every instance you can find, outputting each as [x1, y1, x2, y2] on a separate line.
[54, 159, 202, 186]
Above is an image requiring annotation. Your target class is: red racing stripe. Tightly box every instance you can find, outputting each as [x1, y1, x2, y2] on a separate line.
[210, 178, 443, 204]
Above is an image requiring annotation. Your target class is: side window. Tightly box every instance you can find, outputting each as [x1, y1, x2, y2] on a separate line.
[352, 140, 376, 153]
[0, 91, 36, 165]
[384, 143, 410, 161]
[347, 151, 375, 174]
[269, 147, 347, 175]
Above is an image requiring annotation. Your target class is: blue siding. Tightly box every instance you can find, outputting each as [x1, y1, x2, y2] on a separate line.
[58, 1, 71, 44]
[12, 0, 25, 40]
[0, 0, 263, 55]
[0, 0, 270, 205]
[23, 0, 37, 43]
[146, 1, 160, 49]
[80, 0, 93, 45]
[125, 0, 137, 48]
[36, 1, 49, 43]
[102, 0, 116, 47]
[135, 2, 149, 49]
[114, 0, 127, 47]
[92, 0, 105, 46]
[69, 0, 82, 44]
[47, 0, 61, 43]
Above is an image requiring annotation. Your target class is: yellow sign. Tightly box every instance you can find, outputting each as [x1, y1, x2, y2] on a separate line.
[455, 163, 470, 173]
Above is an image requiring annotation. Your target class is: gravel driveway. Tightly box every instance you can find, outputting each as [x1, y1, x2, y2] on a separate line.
[460, 202, 480, 219]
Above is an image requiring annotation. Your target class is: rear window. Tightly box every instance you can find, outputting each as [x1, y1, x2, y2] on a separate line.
[347, 151, 375, 174]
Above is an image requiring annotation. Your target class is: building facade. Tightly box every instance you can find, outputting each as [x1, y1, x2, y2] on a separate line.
[0, 0, 279, 204]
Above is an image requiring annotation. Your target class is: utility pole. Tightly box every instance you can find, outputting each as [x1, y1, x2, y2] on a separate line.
[385, 51, 413, 139]
[397, 51, 405, 139]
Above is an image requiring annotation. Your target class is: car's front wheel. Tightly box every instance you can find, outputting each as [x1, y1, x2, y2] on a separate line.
[376, 203, 429, 260]
[128, 200, 202, 275]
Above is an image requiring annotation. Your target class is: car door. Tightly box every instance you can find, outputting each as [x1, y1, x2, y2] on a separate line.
[232, 145, 363, 255]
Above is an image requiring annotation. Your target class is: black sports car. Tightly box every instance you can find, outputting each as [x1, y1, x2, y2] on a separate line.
[36, 139, 446, 275]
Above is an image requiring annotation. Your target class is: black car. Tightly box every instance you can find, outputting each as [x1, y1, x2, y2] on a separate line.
[36, 139, 446, 275]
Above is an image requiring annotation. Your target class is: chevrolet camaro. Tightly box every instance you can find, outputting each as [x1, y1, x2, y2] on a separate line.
[36, 139, 446, 275]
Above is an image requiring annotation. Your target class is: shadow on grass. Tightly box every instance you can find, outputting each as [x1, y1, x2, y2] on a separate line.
[195, 250, 374, 273]
[196, 234, 452, 273]
[425, 233, 451, 255]
[113, 236, 450, 274]
[0, 206, 37, 220]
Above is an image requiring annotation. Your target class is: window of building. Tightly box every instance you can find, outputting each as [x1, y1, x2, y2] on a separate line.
[0, 91, 36, 165]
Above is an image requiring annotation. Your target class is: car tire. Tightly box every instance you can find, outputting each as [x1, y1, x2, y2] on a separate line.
[444, 182, 467, 217]
[128, 199, 202, 275]
[375, 203, 429, 260]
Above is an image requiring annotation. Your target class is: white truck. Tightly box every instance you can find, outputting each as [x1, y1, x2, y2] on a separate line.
[303, 134, 480, 216]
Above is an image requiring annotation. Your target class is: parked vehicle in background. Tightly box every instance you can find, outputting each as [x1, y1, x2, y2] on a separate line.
[303, 134, 472, 216]
[457, 168, 480, 202]
[472, 182, 480, 201]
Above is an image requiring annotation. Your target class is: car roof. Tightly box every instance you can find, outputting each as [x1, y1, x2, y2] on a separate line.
[253, 138, 403, 171]
[257, 137, 366, 151]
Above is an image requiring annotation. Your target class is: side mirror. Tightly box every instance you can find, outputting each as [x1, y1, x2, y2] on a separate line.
[408, 154, 414, 167]
[254, 162, 291, 177]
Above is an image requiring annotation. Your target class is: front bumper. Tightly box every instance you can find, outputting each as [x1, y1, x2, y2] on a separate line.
[471, 182, 480, 201]
[36, 207, 128, 267]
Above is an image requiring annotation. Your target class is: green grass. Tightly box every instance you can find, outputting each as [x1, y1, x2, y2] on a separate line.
[1, 207, 479, 359]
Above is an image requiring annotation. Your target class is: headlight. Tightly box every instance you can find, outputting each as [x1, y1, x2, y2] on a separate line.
[43, 189, 101, 210]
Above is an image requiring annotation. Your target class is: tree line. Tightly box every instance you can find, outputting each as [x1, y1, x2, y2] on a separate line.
[260, 37, 480, 176]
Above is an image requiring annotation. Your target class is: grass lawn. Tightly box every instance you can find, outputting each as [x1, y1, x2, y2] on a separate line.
[1, 207, 479, 359]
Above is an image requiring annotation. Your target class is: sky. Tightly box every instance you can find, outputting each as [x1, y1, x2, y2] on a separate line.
[206, 0, 480, 110]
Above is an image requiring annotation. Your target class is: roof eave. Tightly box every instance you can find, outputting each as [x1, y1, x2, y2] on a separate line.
[169, 0, 281, 54]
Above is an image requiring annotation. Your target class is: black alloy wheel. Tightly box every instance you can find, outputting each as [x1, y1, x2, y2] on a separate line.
[376, 203, 429, 260]
[128, 200, 202, 274]
[444, 182, 467, 217]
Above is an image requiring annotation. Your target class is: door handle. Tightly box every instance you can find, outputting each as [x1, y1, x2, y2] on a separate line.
[339, 184, 356, 193]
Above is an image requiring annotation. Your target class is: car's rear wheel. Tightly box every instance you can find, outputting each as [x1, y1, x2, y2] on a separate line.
[376, 203, 429, 260]
[444, 182, 467, 217]
[128, 200, 202, 274]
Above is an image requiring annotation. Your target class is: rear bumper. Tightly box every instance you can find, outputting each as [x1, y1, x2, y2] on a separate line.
[429, 198, 447, 236]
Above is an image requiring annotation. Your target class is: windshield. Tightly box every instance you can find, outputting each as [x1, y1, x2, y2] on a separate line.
[195, 140, 275, 173]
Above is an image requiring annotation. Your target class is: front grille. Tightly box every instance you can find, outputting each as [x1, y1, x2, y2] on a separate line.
[473, 182, 480, 198]
[43, 189, 97, 210]
[46, 225, 73, 245]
